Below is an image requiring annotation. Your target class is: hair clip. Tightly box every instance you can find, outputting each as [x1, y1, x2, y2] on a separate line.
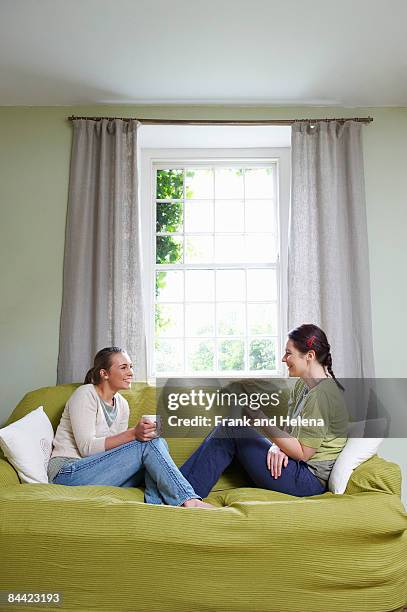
[306, 335, 316, 348]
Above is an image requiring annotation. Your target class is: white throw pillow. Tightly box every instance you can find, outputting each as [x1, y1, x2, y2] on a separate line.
[0, 406, 54, 484]
[328, 436, 383, 494]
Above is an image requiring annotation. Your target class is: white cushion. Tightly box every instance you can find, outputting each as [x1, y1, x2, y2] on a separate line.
[0, 406, 54, 484]
[328, 435, 383, 494]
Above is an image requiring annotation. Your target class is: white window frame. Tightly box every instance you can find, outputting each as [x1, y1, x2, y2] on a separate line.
[140, 147, 290, 381]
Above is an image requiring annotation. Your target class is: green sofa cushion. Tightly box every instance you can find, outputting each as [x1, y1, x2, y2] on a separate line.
[0, 384, 406, 611]
[0, 482, 406, 611]
[345, 453, 402, 496]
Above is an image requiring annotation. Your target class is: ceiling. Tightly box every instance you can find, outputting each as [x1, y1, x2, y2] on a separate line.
[1, 0, 407, 107]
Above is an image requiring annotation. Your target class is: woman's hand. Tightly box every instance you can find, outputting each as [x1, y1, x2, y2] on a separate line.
[267, 445, 289, 479]
[133, 419, 157, 442]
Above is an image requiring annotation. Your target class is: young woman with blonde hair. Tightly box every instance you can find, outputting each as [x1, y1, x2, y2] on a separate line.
[49, 347, 214, 508]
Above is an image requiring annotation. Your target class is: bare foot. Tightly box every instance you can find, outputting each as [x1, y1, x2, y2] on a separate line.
[182, 498, 216, 509]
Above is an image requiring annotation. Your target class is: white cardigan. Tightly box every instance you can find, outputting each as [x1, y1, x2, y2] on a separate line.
[51, 384, 129, 459]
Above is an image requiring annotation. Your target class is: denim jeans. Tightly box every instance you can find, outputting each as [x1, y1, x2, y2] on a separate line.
[52, 437, 200, 506]
[180, 423, 326, 498]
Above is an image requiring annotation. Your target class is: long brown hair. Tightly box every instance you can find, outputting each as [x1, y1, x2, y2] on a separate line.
[288, 324, 344, 390]
[84, 347, 125, 385]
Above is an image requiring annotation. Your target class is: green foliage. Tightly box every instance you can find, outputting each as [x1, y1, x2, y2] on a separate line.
[156, 169, 185, 266]
[155, 303, 171, 336]
[185, 170, 195, 199]
[217, 314, 243, 336]
[249, 340, 275, 370]
[156, 203, 183, 233]
[155, 169, 275, 373]
[156, 169, 183, 200]
[219, 340, 244, 370]
[155, 271, 166, 297]
[189, 342, 214, 371]
[156, 236, 182, 264]
[156, 170, 187, 336]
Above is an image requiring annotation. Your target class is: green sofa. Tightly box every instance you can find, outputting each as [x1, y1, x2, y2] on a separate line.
[0, 383, 406, 612]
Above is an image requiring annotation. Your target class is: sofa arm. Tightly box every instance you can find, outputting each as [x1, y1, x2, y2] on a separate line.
[0, 457, 20, 487]
[345, 454, 401, 496]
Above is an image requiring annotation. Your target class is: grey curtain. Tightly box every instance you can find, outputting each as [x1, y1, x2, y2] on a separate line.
[57, 119, 146, 383]
[288, 120, 375, 377]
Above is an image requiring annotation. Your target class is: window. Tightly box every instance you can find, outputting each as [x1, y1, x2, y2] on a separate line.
[140, 148, 290, 379]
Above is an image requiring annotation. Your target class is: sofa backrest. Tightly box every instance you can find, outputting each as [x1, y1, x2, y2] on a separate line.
[1, 383, 403, 497]
[2, 383, 202, 466]
[4, 383, 157, 432]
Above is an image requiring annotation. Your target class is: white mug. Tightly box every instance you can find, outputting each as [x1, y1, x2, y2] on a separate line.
[142, 414, 162, 437]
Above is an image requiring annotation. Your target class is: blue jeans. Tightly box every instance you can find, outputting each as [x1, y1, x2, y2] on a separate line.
[52, 438, 200, 506]
[180, 424, 326, 498]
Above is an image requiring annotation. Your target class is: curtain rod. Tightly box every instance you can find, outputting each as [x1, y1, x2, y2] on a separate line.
[67, 116, 373, 125]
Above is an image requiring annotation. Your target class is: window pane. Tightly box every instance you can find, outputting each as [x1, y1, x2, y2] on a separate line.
[245, 168, 274, 199]
[215, 168, 244, 199]
[245, 234, 277, 263]
[249, 338, 276, 370]
[186, 339, 215, 372]
[156, 202, 183, 233]
[185, 270, 215, 301]
[185, 200, 214, 233]
[247, 269, 277, 301]
[156, 169, 183, 200]
[156, 271, 184, 302]
[215, 200, 244, 232]
[185, 236, 214, 263]
[155, 304, 184, 337]
[154, 162, 280, 378]
[215, 235, 245, 263]
[155, 339, 183, 373]
[217, 303, 245, 336]
[248, 303, 277, 335]
[185, 168, 213, 199]
[216, 269, 245, 301]
[156, 236, 183, 264]
[245, 200, 275, 232]
[185, 303, 215, 336]
[218, 339, 245, 371]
